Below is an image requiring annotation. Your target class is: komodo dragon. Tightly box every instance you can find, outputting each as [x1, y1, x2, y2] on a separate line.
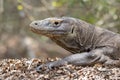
[30, 17, 120, 71]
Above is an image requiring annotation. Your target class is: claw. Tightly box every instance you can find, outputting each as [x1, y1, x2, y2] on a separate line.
[36, 60, 66, 72]
[36, 62, 54, 72]
[45, 62, 54, 69]
[36, 65, 44, 72]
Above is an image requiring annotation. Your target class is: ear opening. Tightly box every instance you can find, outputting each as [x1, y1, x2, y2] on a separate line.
[71, 26, 75, 34]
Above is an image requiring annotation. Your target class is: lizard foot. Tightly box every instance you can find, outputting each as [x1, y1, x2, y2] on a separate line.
[36, 62, 55, 72]
[36, 60, 67, 72]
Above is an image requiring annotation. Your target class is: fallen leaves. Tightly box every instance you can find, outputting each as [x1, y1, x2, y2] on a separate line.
[0, 58, 120, 80]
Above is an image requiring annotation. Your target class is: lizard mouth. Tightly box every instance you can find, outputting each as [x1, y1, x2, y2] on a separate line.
[30, 27, 67, 37]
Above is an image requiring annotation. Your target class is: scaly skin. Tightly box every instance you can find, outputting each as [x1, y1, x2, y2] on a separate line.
[30, 17, 120, 71]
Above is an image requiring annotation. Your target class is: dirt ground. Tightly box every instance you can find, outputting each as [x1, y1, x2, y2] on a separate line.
[0, 58, 120, 80]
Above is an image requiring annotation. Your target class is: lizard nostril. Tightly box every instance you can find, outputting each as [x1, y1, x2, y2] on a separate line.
[34, 23, 38, 25]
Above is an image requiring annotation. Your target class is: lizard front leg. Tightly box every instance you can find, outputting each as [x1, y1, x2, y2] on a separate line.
[36, 47, 120, 71]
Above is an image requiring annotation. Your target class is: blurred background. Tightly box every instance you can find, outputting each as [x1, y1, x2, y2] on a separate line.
[0, 0, 120, 59]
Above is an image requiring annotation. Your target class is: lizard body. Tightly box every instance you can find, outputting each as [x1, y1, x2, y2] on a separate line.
[30, 17, 120, 70]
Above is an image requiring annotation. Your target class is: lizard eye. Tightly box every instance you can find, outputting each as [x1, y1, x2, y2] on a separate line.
[53, 21, 61, 27]
[54, 22, 59, 25]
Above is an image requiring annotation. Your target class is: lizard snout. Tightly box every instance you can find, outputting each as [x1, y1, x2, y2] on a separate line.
[34, 22, 38, 25]
[30, 21, 39, 27]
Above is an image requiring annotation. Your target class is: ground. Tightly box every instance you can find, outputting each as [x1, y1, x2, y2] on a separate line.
[0, 58, 120, 80]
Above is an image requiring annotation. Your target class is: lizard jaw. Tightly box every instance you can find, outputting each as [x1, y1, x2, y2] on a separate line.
[30, 27, 67, 37]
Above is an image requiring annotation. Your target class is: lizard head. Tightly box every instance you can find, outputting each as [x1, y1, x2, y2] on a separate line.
[30, 17, 77, 37]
